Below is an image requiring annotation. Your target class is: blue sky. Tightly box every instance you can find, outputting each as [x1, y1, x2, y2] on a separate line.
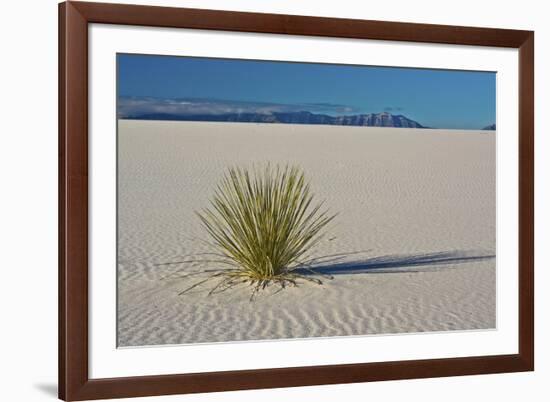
[118, 54, 496, 130]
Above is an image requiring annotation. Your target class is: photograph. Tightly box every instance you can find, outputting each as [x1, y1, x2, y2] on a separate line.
[116, 53, 497, 347]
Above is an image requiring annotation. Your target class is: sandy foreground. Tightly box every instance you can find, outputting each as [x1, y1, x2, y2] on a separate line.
[117, 120, 496, 347]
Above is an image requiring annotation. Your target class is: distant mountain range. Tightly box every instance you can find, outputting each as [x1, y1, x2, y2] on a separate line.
[482, 123, 496, 130]
[124, 110, 426, 128]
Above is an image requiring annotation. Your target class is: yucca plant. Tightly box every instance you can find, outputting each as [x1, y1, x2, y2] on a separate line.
[176, 164, 336, 299]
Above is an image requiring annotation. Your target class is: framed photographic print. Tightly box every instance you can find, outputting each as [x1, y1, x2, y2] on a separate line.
[59, 1, 534, 400]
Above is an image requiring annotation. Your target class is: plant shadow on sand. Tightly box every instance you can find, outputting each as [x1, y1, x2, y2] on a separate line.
[159, 250, 495, 299]
[294, 250, 495, 276]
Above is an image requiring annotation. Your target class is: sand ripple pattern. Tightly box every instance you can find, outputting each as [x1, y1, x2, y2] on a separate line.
[117, 121, 496, 347]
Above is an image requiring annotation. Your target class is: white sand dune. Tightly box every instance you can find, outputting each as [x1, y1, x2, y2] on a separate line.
[117, 120, 496, 347]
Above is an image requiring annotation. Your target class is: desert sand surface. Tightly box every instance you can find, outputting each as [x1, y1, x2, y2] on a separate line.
[117, 120, 496, 347]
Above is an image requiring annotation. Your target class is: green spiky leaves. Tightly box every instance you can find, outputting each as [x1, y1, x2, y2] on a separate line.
[193, 164, 335, 295]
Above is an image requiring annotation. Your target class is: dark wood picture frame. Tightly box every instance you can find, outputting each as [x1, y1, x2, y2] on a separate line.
[59, 1, 534, 400]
